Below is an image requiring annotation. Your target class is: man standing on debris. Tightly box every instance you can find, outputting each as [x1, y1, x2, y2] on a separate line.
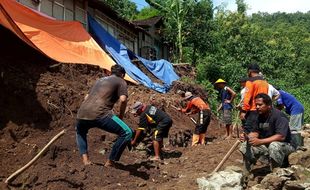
[75, 65, 133, 167]
[130, 101, 173, 161]
[240, 63, 269, 134]
[178, 91, 211, 146]
[215, 79, 236, 139]
[239, 93, 295, 173]
[276, 89, 304, 148]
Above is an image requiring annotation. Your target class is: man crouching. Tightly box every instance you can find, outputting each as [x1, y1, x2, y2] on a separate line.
[130, 101, 173, 161]
[239, 93, 295, 174]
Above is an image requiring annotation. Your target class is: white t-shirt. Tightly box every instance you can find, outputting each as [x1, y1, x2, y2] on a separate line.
[240, 87, 246, 102]
[268, 84, 280, 99]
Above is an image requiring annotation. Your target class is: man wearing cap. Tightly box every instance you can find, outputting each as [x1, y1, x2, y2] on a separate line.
[240, 63, 269, 134]
[130, 102, 173, 161]
[75, 65, 133, 167]
[215, 79, 236, 139]
[178, 92, 211, 146]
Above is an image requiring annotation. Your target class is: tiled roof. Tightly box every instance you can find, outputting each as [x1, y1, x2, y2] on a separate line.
[132, 16, 162, 26]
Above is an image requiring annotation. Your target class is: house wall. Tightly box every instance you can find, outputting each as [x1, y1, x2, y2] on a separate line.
[16, 0, 169, 60]
[17, 0, 87, 27]
[88, 8, 138, 54]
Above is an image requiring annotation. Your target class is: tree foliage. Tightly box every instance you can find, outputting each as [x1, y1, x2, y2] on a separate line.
[146, 0, 195, 63]
[113, 1, 310, 122]
[99, 0, 138, 20]
[135, 6, 160, 20]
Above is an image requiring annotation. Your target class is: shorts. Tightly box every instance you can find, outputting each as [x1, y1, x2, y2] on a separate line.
[153, 118, 173, 141]
[222, 109, 232, 125]
[194, 109, 211, 134]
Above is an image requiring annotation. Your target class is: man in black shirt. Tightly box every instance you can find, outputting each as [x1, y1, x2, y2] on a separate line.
[239, 93, 295, 173]
[130, 101, 173, 161]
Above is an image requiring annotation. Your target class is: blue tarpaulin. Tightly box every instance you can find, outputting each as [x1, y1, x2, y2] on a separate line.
[88, 15, 179, 93]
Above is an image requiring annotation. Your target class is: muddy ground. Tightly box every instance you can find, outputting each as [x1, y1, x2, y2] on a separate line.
[0, 26, 244, 190]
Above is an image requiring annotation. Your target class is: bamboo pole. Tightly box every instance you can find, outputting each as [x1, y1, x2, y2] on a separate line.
[212, 140, 240, 174]
[5, 129, 66, 184]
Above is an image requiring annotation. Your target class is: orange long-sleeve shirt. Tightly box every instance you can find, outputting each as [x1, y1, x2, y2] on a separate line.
[242, 76, 269, 112]
[182, 97, 210, 113]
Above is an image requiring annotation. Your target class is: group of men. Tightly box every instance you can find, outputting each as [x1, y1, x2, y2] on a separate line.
[75, 64, 211, 166]
[214, 63, 304, 173]
[75, 63, 304, 175]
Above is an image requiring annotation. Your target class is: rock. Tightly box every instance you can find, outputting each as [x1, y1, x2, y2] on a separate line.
[197, 169, 243, 190]
[137, 182, 147, 187]
[304, 124, 310, 130]
[259, 168, 296, 190]
[99, 149, 106, 155]
[290, 165, 310, 181]
[250, 184, 269, 190]
[284, 180, 310, 190]
[289, 150, 310, 168]
[225, 166, 243, 173]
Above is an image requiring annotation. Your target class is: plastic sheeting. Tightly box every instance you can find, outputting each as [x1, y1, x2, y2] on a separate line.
[88, 15, 179, 93]
[0, 0, 136, 83]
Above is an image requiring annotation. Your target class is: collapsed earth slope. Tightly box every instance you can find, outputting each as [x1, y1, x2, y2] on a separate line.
[0, 26, 242, 190]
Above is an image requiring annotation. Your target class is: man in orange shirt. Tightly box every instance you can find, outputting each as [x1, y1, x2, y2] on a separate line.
[240, 63, 269, 134]
[178, 92, 211, 146]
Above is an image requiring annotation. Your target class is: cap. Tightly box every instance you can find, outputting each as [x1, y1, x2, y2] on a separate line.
[130, 101, 143, 114]
[214, 78, 226, 84]
[184, 91, 193, 100]
[247, 63, 260, 72]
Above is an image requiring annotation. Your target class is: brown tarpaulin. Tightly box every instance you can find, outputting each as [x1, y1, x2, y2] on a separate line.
[0, 0, 136, 83]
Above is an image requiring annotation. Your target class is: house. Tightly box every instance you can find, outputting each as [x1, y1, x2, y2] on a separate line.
[133, 16, 170, 60]
[15, 0, 170, 61]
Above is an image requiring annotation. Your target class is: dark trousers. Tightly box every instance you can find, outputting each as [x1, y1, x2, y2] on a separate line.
[76, 115, 133, 161]
[243, 111, 258, 134]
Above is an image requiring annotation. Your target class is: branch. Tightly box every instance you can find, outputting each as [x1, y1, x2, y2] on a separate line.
[5, 130, 66, 184]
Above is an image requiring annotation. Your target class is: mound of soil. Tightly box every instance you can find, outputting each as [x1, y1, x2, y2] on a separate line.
[0, 26, 242, 189]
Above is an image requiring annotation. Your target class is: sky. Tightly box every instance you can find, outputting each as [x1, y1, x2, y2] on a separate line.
[131, 0, 310, 15]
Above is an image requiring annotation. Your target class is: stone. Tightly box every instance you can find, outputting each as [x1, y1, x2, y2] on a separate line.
[250, 184, 268, 190]
[225, 166, 243, 173]
[284, 180, 310, 190]
[260, 173, 289, 190]
[197, 169, 243, 190]
[290, 165, 310, 181]
[289, 150, 310, 168]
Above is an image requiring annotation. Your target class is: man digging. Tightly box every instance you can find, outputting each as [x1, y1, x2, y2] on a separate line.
[75, 65, 133, 167]
[130, 101, 173, 161]
[178, 91, 211, 146]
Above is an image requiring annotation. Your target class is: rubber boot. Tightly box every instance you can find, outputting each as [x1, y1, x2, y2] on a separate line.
[192, 134, 200, 146]
[199, 133, 206, 145]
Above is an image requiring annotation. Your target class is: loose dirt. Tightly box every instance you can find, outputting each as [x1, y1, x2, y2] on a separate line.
[0, 26, 243, 190]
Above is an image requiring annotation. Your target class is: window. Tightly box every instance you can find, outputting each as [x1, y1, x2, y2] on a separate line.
[39, 0, 86, 27]
[18, 0, 39, 10]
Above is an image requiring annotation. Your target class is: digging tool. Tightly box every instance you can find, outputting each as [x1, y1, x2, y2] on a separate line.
[170, 104, 179, 110]
[211, 140, 241, 174]
[170, 104, 197, 125]
[190, 117, 197, 125]
[5, 129, 66, 184]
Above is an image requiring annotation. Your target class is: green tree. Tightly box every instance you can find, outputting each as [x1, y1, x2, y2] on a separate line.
[134, 6, 160, 20]
[183, 0, 214, 65]
[146, 0, 195, 63]
[99, 0, 138, 20]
